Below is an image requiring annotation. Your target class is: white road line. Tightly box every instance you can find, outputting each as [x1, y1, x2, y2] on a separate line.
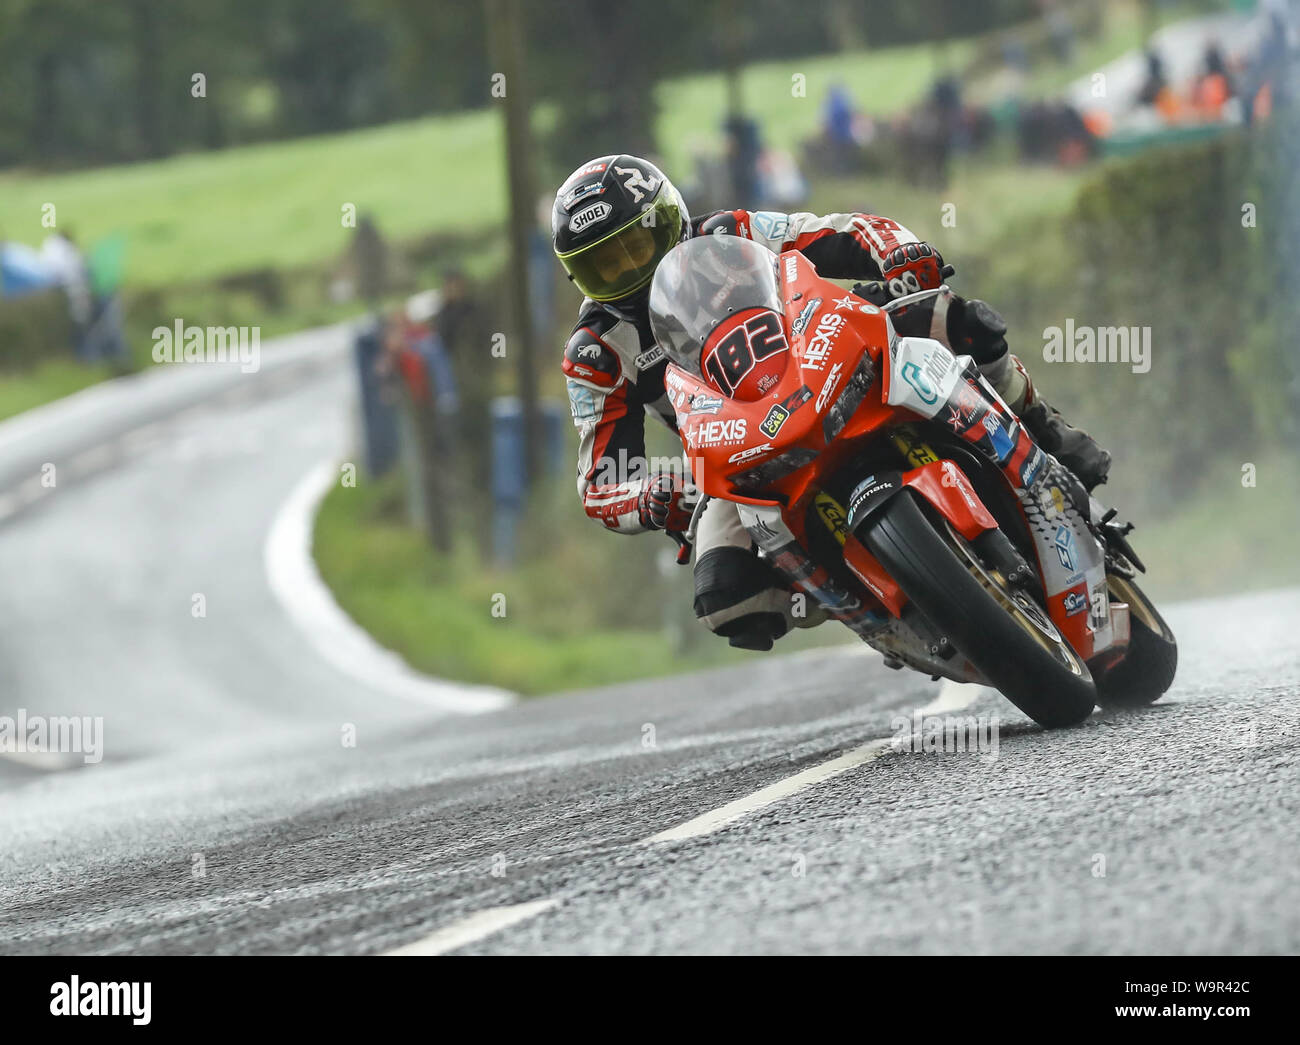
[384, 679, 988, 952]
[385, 900, 559, 956]
[263, 458, 515, 714]
[919, 679, 988, 715]
[644, 678, 986, 845]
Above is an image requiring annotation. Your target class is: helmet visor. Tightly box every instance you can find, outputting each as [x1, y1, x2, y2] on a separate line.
[558, 195, 683, 302]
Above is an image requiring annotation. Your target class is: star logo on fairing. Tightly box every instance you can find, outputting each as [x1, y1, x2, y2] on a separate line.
[833, 294, 857, 312]
[947, 406, 966, 431]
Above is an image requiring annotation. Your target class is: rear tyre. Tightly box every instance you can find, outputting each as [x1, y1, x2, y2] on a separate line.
[1095, 576, 1178, 707]
[863, 491, 1096, 728]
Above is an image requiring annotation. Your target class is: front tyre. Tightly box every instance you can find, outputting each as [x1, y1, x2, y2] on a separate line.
[1095, 576, 1178, 707]
[863, 491, 1096, 728]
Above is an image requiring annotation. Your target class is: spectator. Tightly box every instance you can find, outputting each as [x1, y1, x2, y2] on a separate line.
[40, 228, 92, 358]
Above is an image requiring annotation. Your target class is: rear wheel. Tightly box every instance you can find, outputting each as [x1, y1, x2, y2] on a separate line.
[862, 491, 1096, 728]
[1095, 576, 1177, 707]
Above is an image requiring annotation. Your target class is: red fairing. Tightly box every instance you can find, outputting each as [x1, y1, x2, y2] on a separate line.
[699, 307, 792, 401]
[902, 460, 998, 541]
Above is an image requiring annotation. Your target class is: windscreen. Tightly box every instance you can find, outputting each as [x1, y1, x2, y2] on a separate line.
[648, 235, 784, 377]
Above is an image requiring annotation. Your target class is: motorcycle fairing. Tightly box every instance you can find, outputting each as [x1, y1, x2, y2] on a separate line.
[883, 342, 1126, 662]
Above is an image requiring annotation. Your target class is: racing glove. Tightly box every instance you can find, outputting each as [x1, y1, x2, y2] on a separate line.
[880, 242, 945, 298]
[638, 473, 696, 532]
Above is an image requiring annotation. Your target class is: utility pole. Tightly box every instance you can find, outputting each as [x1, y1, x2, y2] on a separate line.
[485, 0, 541, 488]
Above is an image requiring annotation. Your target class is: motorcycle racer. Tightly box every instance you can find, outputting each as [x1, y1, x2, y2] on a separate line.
[553, 153, 1111, 650]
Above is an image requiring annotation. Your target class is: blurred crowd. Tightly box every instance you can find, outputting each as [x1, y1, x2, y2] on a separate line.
[0, 229, 128, 368]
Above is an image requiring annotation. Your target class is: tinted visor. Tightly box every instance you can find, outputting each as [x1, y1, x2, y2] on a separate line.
[558, 195, 682, 302]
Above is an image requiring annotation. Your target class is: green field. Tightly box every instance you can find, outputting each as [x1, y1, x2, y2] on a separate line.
[311, 472, 760, 695]
[0, 2, 1165, 294]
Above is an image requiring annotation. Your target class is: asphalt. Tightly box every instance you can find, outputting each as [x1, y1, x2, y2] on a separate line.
[0, 332, 1296, 955]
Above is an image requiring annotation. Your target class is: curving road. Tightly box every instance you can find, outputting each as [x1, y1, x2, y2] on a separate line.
[0, 333, 1297, 955]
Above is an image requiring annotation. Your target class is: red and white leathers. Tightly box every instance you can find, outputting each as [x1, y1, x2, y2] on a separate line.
[562, 208, 942, 533]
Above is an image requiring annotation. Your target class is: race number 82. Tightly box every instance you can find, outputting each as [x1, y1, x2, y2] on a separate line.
[704, 311, 788, 395]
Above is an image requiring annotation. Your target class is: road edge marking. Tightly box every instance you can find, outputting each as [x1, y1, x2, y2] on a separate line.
[264, 458, 515, 714]
[385, 899, 559, 956]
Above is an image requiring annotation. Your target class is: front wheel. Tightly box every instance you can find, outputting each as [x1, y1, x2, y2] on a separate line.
[1095, 576, 1178, 707]
[862, 491, 1096, 728]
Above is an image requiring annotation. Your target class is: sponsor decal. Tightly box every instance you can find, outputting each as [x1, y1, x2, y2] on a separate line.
[756, 372, 781, 395]
[901, 346, 955, 406]
[728, 442, 775, 465]
[562, 182, 606, 209]
[951, 383, 986, 424]
[801, 312, 846, 370]
[784, 255, 799, 283]
[760, 403, 790, 438]
[570, 201, 612, 233]
[1020, 446, 1046, 487]
[898, 438, 939, 467]
[982, 411, 1016, 462]
[815, 361, 845, 411]
[792, 297, 821, 336]
[686, 418, 748, 448]
[902, 361, 938, 404]
[1053, 524, 1078, 572]
[572, 365, 594, 378]
[780, 385, 814, 412]
[576, 343, 601, 360]
[814, 492, 850, 546]
[665, 369, 689, 391]
[750, 211, 790, 240]
[847, 472, 898, 522]
[832, 294, 858, 312]
[634, 345, 665, 369]
[1063, 590, 1088, 617]
[859, 303, 880, 315]
[689, 393, 725, 415]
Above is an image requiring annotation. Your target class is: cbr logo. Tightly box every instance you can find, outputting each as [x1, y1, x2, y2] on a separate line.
[570, 201, 612, 233]
[784, 256, 799, 283]
[815, 361, 844, 411]
[728, 442, 774, 465]
[690, 418, 747, 446]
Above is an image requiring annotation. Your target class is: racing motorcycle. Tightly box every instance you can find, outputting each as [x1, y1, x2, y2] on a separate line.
[648, 235, 1177, 728]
